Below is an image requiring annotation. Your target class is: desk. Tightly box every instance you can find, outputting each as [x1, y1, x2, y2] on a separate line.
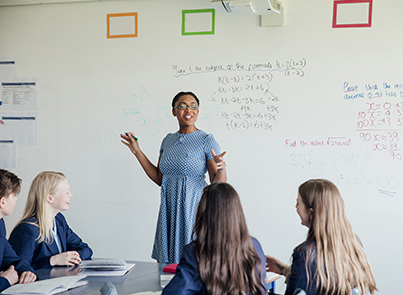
[266, 272, 282, 294]
[34, 261, 281, 295]
[35, 261, 163, 295]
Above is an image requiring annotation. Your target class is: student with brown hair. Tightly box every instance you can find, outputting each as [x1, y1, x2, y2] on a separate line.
[267, 179, 377, 295]
[162, 182, 267, 295]
[0, 169, 36, 291]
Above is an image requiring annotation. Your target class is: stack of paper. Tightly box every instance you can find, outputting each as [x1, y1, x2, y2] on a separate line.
[159, 263, 178, 288]
[131, 292, 162, 295]
[130, 292, 162, 295]
[80, 259, 135, 276]
[160, 272, 175, 288]
[80, 259, 127, 270]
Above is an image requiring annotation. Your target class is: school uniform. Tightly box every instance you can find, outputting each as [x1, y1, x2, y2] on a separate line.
[286, 241, 365, 295]
[0, 219, 35, 291]
[285, 241, 318, 295]
[162, 237, 267, 295]
[8, 213, 92, 270]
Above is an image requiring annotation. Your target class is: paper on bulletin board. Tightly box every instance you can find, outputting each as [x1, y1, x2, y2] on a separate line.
[0, 139, 16, 168]
[0, 112, 38, 145]
[0, 58, 17, 84]
[0, 79, 38, 111]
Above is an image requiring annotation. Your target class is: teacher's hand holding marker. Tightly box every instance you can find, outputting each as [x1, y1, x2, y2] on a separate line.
[121, 132, 141, 159]
[125, 132, 138, 141]
[120, 91, 227, 264]
[121, 133, 138, 150]
[120, 131, 163, 186]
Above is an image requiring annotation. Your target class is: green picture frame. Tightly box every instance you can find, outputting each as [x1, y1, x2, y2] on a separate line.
[182, 9, 215, 36]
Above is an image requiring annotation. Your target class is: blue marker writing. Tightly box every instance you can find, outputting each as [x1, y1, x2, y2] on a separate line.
[125, 133, 138, 141]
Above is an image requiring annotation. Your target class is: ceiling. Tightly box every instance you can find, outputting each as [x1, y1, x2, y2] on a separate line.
[0, 0, 113, 6]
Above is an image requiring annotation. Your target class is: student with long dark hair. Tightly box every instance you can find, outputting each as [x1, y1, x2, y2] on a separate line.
[266, 179, 377, 295]
[163, 182, 267, 295]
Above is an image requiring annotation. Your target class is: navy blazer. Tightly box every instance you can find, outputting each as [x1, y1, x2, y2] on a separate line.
[162, 237, 267, 295]
[8, 213, 93, 270]
[0, 219, 35, 291]
[285, 241, 318, 295]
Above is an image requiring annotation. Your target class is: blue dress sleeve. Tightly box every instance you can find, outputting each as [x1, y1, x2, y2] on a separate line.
[159, 134, 170, 157]
[162, 243, 206, 295]
[56, 214, 93, 260]
[203, 134, 221, 161]
[285, 244, 317, 295]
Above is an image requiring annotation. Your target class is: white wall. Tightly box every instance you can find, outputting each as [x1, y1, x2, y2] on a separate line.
[1, 1, 402, 294]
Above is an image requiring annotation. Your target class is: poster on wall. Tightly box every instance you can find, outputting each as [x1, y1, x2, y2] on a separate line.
[0, 139, 16, 168]
[0, 58, 17, 84]
[0, 63, 38, 167]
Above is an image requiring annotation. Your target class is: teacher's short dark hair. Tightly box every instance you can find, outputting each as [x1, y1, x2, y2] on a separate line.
[172, 91, 200, 108]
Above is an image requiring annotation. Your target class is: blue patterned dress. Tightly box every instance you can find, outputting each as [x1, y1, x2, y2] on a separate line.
[151, 130, 221, 263]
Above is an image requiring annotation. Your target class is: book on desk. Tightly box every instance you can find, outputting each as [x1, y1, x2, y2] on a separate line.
[1, 275, 88, 295]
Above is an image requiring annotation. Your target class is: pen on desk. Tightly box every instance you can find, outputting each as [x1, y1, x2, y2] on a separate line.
[125, 133, 138, 141]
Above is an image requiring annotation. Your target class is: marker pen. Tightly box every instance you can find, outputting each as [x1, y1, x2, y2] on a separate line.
[125, 133, 138, 141]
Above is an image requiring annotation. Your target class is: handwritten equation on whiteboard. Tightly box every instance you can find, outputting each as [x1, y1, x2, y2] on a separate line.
[120, 85, 169, 138]
[344, 81, 403, 160]
[285, 137, 352, 172]
[173, 58, 307, 132]
[285, 137, 398, 197]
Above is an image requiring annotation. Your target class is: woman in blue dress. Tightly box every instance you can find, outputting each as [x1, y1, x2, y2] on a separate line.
[121, 91, 227, 264]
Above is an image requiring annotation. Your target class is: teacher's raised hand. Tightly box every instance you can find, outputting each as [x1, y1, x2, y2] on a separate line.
[120, 132, 140, 155]
[210, 149, 227, 183]
[211, 149, 227, 171]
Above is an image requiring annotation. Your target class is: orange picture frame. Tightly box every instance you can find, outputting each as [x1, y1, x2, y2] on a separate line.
[107, 12, 138, 39]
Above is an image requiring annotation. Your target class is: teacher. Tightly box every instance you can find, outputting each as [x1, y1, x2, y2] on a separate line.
[121, 91, 227, 264]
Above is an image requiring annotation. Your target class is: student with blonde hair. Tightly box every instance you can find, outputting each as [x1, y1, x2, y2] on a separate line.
[9, 171, 92, 269]
[163, 182, 267, 295]
[266, 179, 377, 295]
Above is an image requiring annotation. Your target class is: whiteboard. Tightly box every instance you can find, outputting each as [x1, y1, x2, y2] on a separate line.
[0, 0, 401, 294]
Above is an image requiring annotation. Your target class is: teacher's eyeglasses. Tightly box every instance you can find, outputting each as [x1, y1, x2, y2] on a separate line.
[174, 103, 199, 110]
